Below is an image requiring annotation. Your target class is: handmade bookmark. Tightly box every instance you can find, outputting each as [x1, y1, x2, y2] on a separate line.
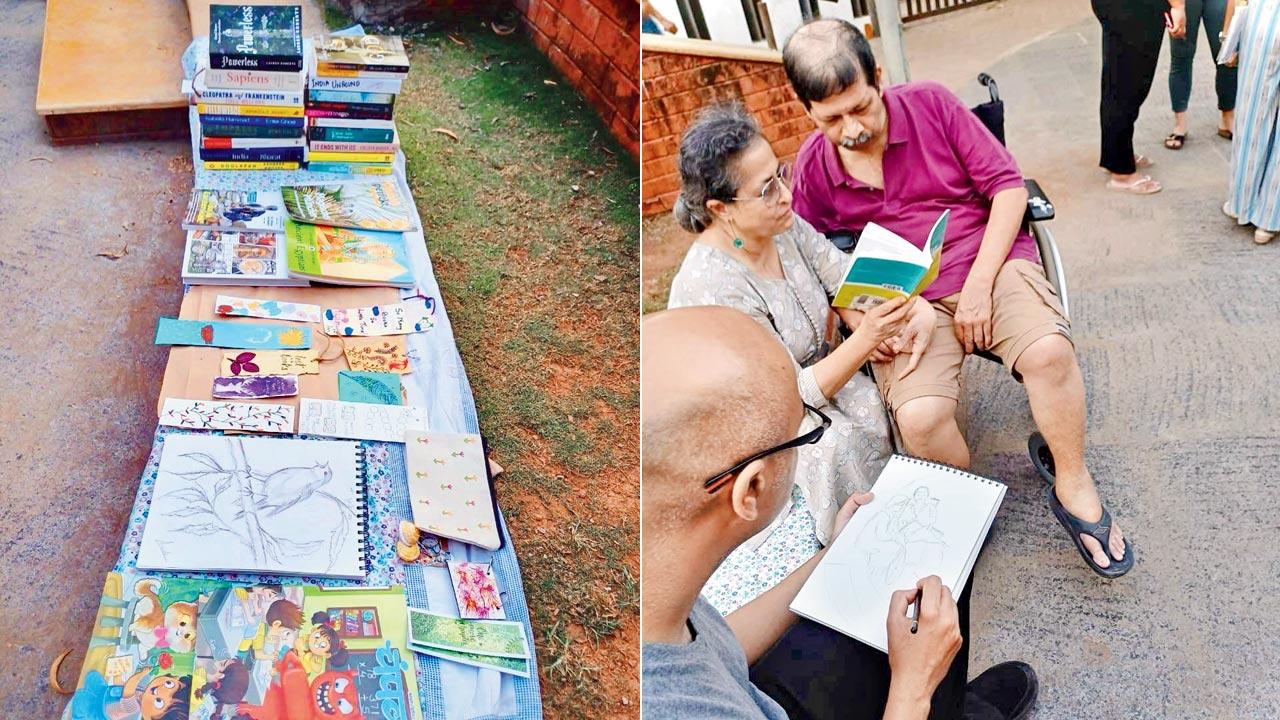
[155, 318, 310, 349]
[337, 370, 402, 405]
[298, 398, 427, 441]
[322, 297, 435, 337]
[447, 560, 505, 620]
[215, 295, 323, 323]
[211, 374, 300, 399]
[221, 350, 320, 376]
[342, 337, 411, 373]
[159, 398, 295, 433]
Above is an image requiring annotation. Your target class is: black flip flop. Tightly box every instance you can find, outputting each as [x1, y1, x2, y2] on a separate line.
[1164, 132, 1186, 150]
[1046, 486, 1134, 579]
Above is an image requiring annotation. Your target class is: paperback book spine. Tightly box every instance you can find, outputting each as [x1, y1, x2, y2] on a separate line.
[314, 66, 407, 79]
[203, 67, 304, 90]
[200, 114, 305, 128]
[197, 103, 304, 117]
[201, 136, 307, 149]
[308, 151, 395, 163]
[308, 140, 398, 152]
[307, 162, 395, 175]
[210, 53, 304, 72]
[196, 87, 304, 106]
[202, 161, 300, 170]
[308, 126, 395, 143]
[306, 100, 395, 115]
[308, 76, 404, 93]
[203, 123, 306, 138]
[314, 61, 409, 74]
[308, 90, 397, 105]
[305, 107, 394, 121]
[199, 148, 306, 162]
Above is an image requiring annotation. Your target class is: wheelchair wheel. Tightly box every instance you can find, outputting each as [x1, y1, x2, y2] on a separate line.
[1028, 432, 1056, 486]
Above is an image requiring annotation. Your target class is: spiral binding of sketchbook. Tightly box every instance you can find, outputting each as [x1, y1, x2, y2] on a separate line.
[789, 454, 1007, 652]
[136, 435, 370, 579]
[355, 443, 370, 575]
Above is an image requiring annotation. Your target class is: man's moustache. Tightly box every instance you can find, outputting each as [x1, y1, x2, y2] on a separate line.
[840, 132, 872, 149]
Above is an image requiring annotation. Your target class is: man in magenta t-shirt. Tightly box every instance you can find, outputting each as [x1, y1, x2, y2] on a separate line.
[782, 19, 1132, 578]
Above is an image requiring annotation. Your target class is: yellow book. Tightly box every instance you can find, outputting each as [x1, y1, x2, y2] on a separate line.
[196, 103, 305, 117]
[203, 161, 301, 170]
[308, 151, 395, 163]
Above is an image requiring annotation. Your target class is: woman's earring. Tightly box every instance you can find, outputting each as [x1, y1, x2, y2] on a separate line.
[733, 237, 744, 249]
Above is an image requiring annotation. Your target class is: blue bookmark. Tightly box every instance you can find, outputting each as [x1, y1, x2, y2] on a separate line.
[154, 318, 312, 349]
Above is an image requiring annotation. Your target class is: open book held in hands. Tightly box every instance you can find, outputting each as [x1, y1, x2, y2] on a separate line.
[832, 210, 950, 310]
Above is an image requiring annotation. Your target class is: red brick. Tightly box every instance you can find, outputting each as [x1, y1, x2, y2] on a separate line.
[610, 113, 637, 151]
[533, 1, 557, 33]
[772, 133, 803, 160]
[643, 134, 678, 160]
[593, 15, 633, 70]
[645, 171, 680, 197]
[743, 85, 796, 114]
[560, 0, 601, 38]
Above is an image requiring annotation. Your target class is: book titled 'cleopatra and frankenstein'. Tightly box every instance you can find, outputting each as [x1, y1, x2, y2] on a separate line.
[197, 4, 307, 171]
[306, 34, 409, 177]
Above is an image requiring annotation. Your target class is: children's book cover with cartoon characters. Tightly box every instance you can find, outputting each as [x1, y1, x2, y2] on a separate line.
[283, 220, 413, 288]
[195, 584, 423, 720]
[62, 571, 217, 720]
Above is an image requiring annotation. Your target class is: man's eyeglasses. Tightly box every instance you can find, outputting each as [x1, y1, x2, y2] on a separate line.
[703, 402, 831, 494]
[732, 163, 791, 206]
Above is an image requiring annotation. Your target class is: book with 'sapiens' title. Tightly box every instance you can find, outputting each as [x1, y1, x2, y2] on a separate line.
[831, 211, 950, 310]
[209, 4, 304, 72]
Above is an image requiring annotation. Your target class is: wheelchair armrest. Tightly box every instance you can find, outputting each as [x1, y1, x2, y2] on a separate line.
[1024, 178, 1055, 222]
[827, 230, 859, 253]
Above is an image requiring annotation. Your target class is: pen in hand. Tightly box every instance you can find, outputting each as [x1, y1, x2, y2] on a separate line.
[910, 596, 921, 634]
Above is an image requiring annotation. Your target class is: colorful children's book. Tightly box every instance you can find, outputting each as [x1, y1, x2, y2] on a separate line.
[283, 219, 413, 287]
[831, 210, 950, 310]
[135, 435, 369, 578]
[190, 584, 423, 720]
[61, 571, 216, 720]
[405, 431, 502, 551]
[181, 230, 308, 286]
[313, 34, 410, 73]
[184, 189, 287, 232]
[209, 4, 304, 72]
[281, 180, 417, 232]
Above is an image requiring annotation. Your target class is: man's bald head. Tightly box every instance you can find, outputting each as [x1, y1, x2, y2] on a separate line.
[642, 307, 800, 527]
[783, 18, 879, 108]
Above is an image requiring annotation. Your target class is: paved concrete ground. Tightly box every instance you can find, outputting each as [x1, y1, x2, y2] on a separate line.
[899, 2, 1280, 717]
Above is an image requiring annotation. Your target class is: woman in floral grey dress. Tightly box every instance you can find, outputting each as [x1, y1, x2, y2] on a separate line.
[666, 105, 937, 610]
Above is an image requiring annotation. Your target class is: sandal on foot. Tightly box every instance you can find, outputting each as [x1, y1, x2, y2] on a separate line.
[1255, 228, 1277, 245]
[1218, 128, 1233, 140]
[1164, 133, 1186, 150]
[1107, 174, 1162, 195]
[1046, 486, 1134, 578]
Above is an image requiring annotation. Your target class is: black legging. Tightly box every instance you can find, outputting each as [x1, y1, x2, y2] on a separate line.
[749, 583, 974, 720]
[1093, 0, 1168, 174]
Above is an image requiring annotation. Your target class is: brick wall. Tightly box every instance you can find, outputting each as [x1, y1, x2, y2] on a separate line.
[640, 37, 813, 216]
[515, 0, 641, 159]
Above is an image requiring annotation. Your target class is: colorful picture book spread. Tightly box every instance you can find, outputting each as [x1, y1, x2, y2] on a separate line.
[63, 6, 538, 718]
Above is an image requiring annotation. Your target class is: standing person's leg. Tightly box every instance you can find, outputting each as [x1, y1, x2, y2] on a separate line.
[1201, 0, 1237, 134]
[1098, 17, 1138, 174]
[1102, 9, 1167, 191]
[749, 584, 974, 720]
[1166, 0, 1203, 147]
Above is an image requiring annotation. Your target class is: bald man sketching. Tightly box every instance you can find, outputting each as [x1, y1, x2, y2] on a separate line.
[641, 306, 1036, 720]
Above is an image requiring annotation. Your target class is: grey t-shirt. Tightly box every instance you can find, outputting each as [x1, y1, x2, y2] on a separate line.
[642, 597, 788, 719]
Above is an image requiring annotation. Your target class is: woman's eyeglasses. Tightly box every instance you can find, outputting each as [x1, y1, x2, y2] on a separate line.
[733, 163, 791, 206]
[703, 402, 831, 494]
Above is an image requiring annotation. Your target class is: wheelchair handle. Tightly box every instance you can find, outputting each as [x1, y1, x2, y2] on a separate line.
[978, 73, 1000, 104]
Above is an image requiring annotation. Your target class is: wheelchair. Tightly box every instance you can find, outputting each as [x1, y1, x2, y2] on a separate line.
[831, 74, 1063, 485]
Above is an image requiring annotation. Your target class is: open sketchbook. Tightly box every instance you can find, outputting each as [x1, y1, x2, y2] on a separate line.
[790, 455, 1005, 652]
[137, 435, 367, 579]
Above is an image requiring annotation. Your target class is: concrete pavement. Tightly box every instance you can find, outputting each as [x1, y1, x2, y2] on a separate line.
[906, 2, 1280, 717]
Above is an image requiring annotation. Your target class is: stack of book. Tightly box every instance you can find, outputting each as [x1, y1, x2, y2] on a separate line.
[306, 33, 409, 176]
[196, 4, 307, 171]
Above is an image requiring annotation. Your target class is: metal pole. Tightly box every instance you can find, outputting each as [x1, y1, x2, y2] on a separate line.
[871, 0, 910, 84]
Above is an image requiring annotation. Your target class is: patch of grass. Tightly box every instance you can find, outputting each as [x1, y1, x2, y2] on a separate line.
[397, 24, 638, 717]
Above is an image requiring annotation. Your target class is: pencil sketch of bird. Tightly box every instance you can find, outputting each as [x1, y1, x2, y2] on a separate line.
[251, 462, 334, 515]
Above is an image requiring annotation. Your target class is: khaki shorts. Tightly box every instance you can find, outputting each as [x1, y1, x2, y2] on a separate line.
[873, 259, 1071, 411]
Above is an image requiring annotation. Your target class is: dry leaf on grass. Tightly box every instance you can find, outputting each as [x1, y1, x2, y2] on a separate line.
[447, 34, 469, 47]
[48, 650, 74, 694]
[431, 128, 459, 142]
[543, 79, 558, 86]
[491, 21, 517, 35]
[97, 244, 129, 259]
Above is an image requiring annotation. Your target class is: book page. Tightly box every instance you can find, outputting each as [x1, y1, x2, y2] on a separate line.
[790, 455, 1005, 651]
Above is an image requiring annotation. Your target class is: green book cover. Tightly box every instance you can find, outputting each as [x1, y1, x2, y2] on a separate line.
[209, 4, 303, 71]
[281, 180, 417, 232]
[284, 219, 414, 287]
[832, 211, 949, 310]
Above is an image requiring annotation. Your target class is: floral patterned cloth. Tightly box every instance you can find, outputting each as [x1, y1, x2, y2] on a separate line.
[667, 214, 893, 548]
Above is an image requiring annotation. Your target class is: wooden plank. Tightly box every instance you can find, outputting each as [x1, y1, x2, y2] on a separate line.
[36, 0, 190, 116]
[44, 108, 190, 146]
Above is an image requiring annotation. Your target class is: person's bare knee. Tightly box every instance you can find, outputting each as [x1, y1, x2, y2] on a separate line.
[895, 396, 959, 447]
[1015, 334, 1077, 383]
